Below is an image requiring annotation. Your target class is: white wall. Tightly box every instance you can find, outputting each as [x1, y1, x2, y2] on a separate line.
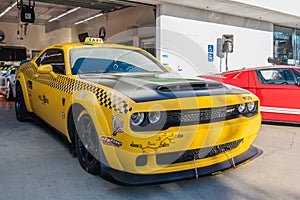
[0, 22, 72, 58]
[157, 4, 274, 77]
[231, 0, 300, 18]
[71, 6, 155, 44]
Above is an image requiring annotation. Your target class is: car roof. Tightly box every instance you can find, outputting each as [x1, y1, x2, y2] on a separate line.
[251, 65, 299, 70]
[223, 65, 299, 74]
[31, 42, 146, 63]
[47, 42, 142, 51]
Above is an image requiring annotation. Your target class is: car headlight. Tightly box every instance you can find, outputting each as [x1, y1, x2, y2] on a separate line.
[148, 111, 161, 124]
[131, 112, 145, 126]
[247, 102, 256, 112]
[237, 104, 246, 113]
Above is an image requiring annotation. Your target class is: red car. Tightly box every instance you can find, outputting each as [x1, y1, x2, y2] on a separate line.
[201, 66, 300, 123]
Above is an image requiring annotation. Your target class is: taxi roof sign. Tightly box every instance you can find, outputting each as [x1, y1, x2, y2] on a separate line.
[84, 37, 103, 44]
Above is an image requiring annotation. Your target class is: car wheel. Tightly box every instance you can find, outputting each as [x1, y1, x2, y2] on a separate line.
[15, 84, 29, 122]
[75, 110, 101, 175]
[6, 80, 14, 101]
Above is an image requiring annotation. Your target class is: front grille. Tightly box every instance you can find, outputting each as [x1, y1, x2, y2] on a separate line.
[166, 105, 238, 126]
[130, 102, 258, 132]
[156, 139, 242, 165]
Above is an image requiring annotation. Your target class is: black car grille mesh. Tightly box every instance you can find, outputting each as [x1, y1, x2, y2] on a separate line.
[130, 102, 258, 132]
[166, 105, 238, 125]
[156, 139, 242, 165]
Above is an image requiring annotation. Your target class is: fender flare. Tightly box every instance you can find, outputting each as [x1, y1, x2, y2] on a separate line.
[15, 73, 33, 112]
[66, 90, 109, 142]
[66, 90, 122, 169]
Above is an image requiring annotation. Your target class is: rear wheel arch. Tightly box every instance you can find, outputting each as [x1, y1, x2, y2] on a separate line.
[6, 79, 14, 101]
[15, 82, 31, 121]
[15, 79, 33, 112]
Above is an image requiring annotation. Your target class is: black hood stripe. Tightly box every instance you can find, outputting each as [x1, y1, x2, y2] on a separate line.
[79, 73, 249, 102]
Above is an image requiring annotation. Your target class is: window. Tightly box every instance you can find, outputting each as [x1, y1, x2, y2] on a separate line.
[70, 47, 167, 75]
[293, 69, 300, 82]
[140, 37, 155, 56]
[36, 49, 65, 74]
[295, 30, 300, 66]
[31, 50, 41, 59]
[273, 26, 294, 65]
[257, 69, 296, 85]
[0, 46, 26, 61]
[273, 26, 300, 66]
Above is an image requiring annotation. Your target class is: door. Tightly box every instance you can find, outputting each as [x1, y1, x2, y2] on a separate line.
[255, 68, 300, 121]
[31, 48, 67, 132]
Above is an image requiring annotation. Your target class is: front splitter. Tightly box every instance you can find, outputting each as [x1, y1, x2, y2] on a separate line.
[100, 145, 263, 186]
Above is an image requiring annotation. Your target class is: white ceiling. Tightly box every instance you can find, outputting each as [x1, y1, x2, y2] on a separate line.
[0, 0, 149, 32]
[1, 0, 300, 32]
[132, 0, 300, 28]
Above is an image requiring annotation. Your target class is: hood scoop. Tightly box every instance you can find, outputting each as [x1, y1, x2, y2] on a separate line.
[157, 82, 223, 92]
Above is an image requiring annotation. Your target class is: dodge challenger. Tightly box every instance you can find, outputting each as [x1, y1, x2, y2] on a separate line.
[15, 38, 262, 185]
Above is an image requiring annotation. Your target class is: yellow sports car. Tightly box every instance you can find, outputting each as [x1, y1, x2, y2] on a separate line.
[15, 38, 262, 185]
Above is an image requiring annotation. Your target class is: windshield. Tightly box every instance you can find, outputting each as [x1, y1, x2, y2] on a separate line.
[70, 47, 167, 75]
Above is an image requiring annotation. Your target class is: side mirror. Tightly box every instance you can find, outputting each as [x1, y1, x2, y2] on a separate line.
[37, 64, 57, 78]
[38, 64, 53, 74]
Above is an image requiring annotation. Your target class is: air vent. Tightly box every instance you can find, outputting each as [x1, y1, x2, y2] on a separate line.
[157, 82, 223, 92]
[157, 83, 207, 92]
[156, 139, 242, 165]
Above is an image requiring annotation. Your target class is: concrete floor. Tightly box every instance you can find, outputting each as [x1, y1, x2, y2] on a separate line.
[0, 95, 299, 200]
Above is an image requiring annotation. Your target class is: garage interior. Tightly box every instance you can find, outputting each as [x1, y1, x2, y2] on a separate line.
[0, 0, 156, 60]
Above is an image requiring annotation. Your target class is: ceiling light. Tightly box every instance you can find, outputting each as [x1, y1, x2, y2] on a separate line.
[74, 13, 103, 25]
[0, 1, 17, 18]
[48, 7, 81, 23]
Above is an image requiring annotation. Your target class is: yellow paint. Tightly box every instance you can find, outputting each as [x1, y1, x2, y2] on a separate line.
[16, 42, 262, 176]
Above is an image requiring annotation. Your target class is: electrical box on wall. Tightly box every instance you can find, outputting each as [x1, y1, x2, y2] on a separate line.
[222, 34, 234, 53]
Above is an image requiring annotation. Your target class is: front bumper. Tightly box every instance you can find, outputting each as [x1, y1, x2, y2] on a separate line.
[100, 145, 262, 186]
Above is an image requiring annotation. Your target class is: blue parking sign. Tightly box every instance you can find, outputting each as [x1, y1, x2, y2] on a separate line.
[208, 45, 214, 53]
[208, 53, 214, 62]
[208, 44, 214, 62]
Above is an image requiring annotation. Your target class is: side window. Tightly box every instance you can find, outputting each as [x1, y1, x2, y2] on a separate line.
[292, 69, 300, 78]
[257, 69, 295, 85]
[35, 49, 65, 74]
[35, 51, 46, 66]
[292, 69, 300, 83]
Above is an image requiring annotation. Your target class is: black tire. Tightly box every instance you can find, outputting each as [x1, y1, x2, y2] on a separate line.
[74, 110, 101, 175]
[15, 84, 30, 122]
[6, 80, 14, 101]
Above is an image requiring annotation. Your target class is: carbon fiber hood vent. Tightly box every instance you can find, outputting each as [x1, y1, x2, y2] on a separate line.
[157, 82, 223, 92]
